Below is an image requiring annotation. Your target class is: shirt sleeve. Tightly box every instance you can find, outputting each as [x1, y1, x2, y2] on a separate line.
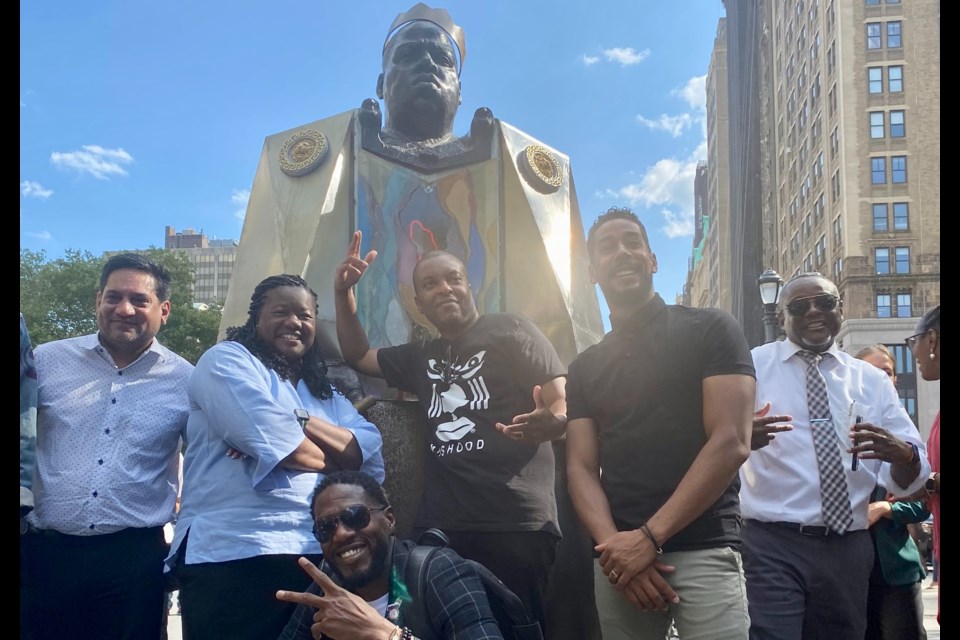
[190, 342, 306, 489]
[565, 355, 590, 422]
[699, 310, 756, 379]
[325, 392, 386, 484]
[426, 549, 503, 640]
[890, 500, 931, 525]
[20, 314, 38, 510]
[377, 342, 423, 394]
[510, 314, 567, 384]
[874, 376, 931, 496]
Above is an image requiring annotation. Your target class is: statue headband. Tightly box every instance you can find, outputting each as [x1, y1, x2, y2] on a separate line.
[383, 3, 466, 75]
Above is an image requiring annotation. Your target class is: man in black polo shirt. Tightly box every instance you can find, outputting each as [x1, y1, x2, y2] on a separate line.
[566, 208, 756, 640]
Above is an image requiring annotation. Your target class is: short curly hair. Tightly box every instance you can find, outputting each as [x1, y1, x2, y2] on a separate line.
[586, 207, 651, 260]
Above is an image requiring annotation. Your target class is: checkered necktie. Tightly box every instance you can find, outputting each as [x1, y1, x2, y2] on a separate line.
[797, 350, 854, 534]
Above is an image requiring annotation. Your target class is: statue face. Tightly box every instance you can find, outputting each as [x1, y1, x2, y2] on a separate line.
[380, 21, 460, 136]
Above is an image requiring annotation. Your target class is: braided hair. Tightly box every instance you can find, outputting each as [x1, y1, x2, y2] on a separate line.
[224, 274, 333, 400]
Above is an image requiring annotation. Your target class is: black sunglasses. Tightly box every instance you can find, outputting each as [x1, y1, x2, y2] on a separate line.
[785, 294, 839, 317]
[312, 504, 387, 543]
[905, 331, 930, 351]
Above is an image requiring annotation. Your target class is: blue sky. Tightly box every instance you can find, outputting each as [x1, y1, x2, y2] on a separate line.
[21, 0, 727, 305]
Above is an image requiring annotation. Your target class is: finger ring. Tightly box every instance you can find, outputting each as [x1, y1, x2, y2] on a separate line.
[609, 570, 619, 581]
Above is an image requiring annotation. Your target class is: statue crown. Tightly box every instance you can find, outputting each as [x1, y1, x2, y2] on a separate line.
[383, 3, 466, 74]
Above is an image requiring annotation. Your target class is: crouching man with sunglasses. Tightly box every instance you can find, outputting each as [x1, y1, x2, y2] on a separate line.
[277, 471, 503, 640]
[740, 272, 930, 640]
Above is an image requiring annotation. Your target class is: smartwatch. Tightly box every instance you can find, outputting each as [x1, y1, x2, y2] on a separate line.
[294, 408, 310, 429]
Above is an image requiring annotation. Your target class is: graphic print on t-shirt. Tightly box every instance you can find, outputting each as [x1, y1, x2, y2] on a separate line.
[425, 349, 490, 442]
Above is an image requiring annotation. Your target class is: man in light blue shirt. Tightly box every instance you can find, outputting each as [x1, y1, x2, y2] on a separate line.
[25, 253, 193, 640]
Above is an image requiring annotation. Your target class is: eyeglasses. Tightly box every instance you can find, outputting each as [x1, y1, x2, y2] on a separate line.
[905, 331, 930, 351]
[312, 504, 387, 543]
[785, 294, 840, 317]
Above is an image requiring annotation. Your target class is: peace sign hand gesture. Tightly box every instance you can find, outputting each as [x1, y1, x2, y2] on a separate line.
[334, 230, 378, 293]
[276, 557, 400, 640]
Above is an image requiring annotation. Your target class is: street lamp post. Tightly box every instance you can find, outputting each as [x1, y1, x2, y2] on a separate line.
[758, 268, 784, 344]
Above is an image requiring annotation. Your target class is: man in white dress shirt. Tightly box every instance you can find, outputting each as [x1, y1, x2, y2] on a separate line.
[25, 253, 193, 640]
[740, 272, 929, 640]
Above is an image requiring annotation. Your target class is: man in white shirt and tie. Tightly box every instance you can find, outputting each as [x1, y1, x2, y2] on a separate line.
[24, 253, 193, 640]
[741, 272, 929, 640]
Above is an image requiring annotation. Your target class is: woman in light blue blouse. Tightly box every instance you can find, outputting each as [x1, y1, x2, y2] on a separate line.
[168, 275, 384, 640]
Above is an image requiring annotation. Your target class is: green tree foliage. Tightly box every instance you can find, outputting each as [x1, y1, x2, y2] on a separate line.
[19, 248, 221, 364]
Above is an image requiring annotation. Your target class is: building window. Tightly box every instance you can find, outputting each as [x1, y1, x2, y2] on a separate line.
[889, 110, 905, 138]
[897, 292, 912, 317]
[804, 253, 813, 272]
[871, 157, 886, 184]
[865, 0, 880, 4]
[833, 257, 843, 280]
[886, 21, 902, 48]
[893, 202, 909, 230]
[870, 112, 885, 138]
[827, 42, 836, 72]
[833, 216, 842, 245]
[866, 23, 882, 49]
[875, 247, 891, 274]
[830, 127, 839, 158]
[895, 246, 910, 273]
[832, 170, 841, 201]
[828, 85, 837, 116]
[888, 65, 903, 92]
[873, 203, 889, 231]
[877, 294, 892, 317]
[868, 67, 883, 93]
[891, 156, 907, 183]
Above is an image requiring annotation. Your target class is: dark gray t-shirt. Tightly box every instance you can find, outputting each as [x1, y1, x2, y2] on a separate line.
[378, 313, 565, 536]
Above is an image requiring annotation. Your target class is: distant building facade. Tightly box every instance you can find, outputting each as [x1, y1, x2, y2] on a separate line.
[684, 18, 733, 314]
[164, 226, 237, 305]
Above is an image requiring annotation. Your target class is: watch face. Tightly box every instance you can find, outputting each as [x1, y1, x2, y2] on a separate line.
[294, 409, 309, 422]
[926, 476, 937, 491]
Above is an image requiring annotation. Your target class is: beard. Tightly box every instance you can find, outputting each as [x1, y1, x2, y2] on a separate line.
[327, 538, 391, 592]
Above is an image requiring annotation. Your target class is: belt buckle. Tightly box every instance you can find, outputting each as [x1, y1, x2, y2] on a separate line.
[798, 524, 830, 537]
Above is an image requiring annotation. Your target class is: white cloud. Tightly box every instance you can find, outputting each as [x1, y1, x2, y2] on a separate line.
[674, 74, 707, 111]
[50, 145, 134, 179]
[661, 209, 695, 238]
[635, 113, 694, 137]
[232, 188, 250, 220]
[26, 230, 53, 241]
[603, 47, 650, 66]
[581, 47, 651, 68]
[20, 180, 54, 199]
[603, 152, 705, 239]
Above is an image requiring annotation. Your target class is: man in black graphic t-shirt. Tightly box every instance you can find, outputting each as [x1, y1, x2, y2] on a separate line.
[334, 231, 567, 631]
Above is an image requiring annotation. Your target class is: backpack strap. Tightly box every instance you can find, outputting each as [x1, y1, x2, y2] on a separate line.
[404, 544, 442, 640]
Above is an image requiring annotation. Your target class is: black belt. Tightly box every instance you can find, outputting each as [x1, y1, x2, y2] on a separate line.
[32, 525, 163, 547]
[760, 521, 838, 537]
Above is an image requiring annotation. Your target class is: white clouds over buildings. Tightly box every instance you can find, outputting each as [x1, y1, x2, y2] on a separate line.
[25, 230, 53, 241]
[50, 145, 134, 179]
[606, 75, 709, 239]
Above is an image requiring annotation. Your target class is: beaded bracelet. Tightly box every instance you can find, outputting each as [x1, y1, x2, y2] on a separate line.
[640, 523, 663, 556]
